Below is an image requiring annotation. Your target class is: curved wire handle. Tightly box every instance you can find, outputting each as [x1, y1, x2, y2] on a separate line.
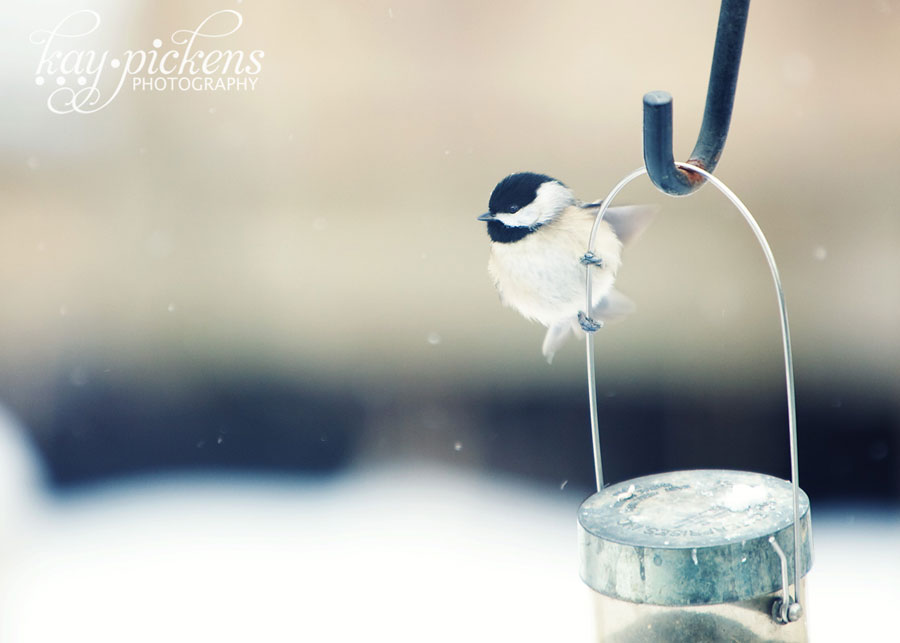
[643, 0, 750, 195]
[583, 163, 802, 614]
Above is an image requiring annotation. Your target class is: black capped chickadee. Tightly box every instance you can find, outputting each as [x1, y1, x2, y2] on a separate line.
[478, 172, 654, 363]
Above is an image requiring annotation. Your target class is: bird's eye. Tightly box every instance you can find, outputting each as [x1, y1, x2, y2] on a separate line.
[508, 205, 520, 213]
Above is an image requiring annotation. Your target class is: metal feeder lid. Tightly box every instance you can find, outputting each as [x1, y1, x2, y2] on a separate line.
[578, 469, 812, 606]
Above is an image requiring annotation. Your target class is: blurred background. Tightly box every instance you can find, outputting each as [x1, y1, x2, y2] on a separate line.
[0, 1, 898, 641]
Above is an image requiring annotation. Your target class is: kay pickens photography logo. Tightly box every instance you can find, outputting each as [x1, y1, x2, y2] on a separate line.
[30, 9, 264, 114]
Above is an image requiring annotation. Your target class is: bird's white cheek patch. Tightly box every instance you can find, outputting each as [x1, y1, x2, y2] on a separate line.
[495, 206, 541, 228]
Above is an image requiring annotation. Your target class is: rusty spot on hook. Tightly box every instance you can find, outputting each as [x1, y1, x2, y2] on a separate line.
[682, 159, 709, 187]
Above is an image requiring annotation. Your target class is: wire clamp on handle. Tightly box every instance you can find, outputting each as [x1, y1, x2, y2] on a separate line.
[580, 252, 604, 267]
[578, 311, 604, 333]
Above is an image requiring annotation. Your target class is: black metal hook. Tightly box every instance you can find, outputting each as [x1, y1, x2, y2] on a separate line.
[643, 0, 750, 196]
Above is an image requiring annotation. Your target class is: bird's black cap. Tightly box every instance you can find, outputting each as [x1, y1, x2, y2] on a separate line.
[488, 172, 563, 214]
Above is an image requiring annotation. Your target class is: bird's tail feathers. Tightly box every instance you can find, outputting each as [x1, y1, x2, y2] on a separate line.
[541, 319, 572, 364]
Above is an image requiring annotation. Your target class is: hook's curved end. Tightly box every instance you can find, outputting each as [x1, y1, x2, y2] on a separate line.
[642, 91, 706, 196]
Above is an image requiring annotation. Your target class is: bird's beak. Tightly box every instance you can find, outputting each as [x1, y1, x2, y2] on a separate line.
[477, 212, 494, 221]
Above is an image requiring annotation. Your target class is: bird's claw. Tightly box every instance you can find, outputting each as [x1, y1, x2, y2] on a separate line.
[578, 311, 604, 333]
[580, 252, 603, 268]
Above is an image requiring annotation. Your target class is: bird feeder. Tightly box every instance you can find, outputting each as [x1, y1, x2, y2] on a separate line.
[576, 3, 812, 639]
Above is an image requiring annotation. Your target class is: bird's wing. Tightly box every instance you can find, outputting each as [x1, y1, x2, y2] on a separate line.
[579, 203, 658, 247]
[591, 288, 635, 322]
